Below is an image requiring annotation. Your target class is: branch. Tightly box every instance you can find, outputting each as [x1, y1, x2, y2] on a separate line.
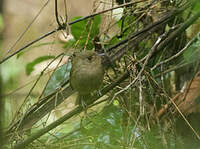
[7, 82, 74, 133]
[7, 3, 187, 135]
[157, 6, 200, 52]
[13, 71, 129, 149]
[0, 0, 145, 64]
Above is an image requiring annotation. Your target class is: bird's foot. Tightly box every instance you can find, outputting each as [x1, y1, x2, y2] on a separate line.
[81, 100, 87, 110]
[97, 90, 102, 97]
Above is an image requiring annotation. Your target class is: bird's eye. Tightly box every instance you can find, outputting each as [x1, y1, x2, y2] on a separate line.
[87, 55, 93, 61]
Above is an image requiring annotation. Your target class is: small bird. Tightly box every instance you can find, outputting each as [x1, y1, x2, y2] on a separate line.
[70, 51, 104, 106]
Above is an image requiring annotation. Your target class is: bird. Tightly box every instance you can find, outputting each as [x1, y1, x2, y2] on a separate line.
[70, 50, 104, 107]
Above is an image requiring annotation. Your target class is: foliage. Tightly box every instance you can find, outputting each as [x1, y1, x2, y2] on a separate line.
[65, 105, 124, 149]
[0, 14, 3, 32]
[4, 0, 200, 149]
[1, 58, 23, 90]
[192, 0, 200, 13]
[63, 15, 101, 50]
[33, 105, 179, 149]
[43, 62, 71, 96]
[183, 35, 200, 63]
[26, 55, 55, 75]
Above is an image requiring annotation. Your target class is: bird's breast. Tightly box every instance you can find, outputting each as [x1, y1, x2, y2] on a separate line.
[70, 64, 104, 95]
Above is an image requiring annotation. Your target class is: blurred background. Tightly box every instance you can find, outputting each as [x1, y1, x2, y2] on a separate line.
[1, 0, 98, 126]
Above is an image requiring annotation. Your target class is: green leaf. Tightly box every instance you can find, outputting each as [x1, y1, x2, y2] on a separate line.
[26, 55, 55, 76]
[0, 14, 3, 32]
[195, 96, 200, 104]
[43, 62, 71, 96]
[70, 16, 87, 40]
[70, 15, 101, 50]
[192, 0, 200, 13]
[90, 15, 101, 37]
[113, 100, 119, 106]
[183, 38, 200, 63]
[61, 105, 124, 148]
[117, 19, 123, 29]
[116, 15, 136, 38]
[62, 39, 76, 49]
[106, 37, 120, 48]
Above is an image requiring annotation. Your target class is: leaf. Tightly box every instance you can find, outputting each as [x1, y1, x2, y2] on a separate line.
[70, 15, 101, 50]
[61, 105, 124, 148]
[117, 19, 123, 29]
[62, 39, 76, 49]
[26, 55, 55, 76]
[192, 0, 200, 13]
[195, 96, 200, 104]
[183, 38, 200, 63]
[43, 62, 71, 96]
[113, 100, 119, 106]
[112, 8, 124, 21]
[106, 37, 120, 48]
[0, 14, 3, 32]
[70, 16, 87, 40]
[117, 15, 135, 38]
[90, 15, 101, 37]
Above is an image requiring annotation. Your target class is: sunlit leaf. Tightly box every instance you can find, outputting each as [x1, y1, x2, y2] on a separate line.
[71, 16, 87, 40]
[43, 62, 71, 96]
[192, 0, 200, 13]
[0, 14, 3, 32]
[70, 15, 101, 50]
[113, 100, 119, 106]
[183, 38, 200, 63]
[62, 105, 124, 148]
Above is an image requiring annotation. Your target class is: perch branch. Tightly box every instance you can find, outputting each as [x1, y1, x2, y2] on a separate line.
[13, 71, 129, 149]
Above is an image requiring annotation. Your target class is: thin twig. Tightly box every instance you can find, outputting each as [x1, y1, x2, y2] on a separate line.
[63, 0, 70, 35]
[109, 33, 166, 103]
[0, 29, 57, 64]
[13, 70, 130, 149]
[157, 7, 200, 52]
[0, 0, 145, 64]
[139, 75, 144, 115]
[152, 32, 200, 70]
[8, 53, 65, 132]
[4, 0, 50, 56]
[157, 93, 182, 118]
[55, 0, 62, 27]
[147, 71, 200, 140]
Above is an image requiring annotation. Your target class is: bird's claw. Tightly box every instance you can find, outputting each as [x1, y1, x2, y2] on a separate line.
[97, 90, 102, 96]
[81, 100, 87, 109]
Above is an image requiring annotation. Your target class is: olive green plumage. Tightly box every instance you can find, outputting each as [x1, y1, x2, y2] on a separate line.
[70, 51, 104, 105]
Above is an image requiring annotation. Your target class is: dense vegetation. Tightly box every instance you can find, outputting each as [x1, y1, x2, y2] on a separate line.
[1, 0, 200, 148]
